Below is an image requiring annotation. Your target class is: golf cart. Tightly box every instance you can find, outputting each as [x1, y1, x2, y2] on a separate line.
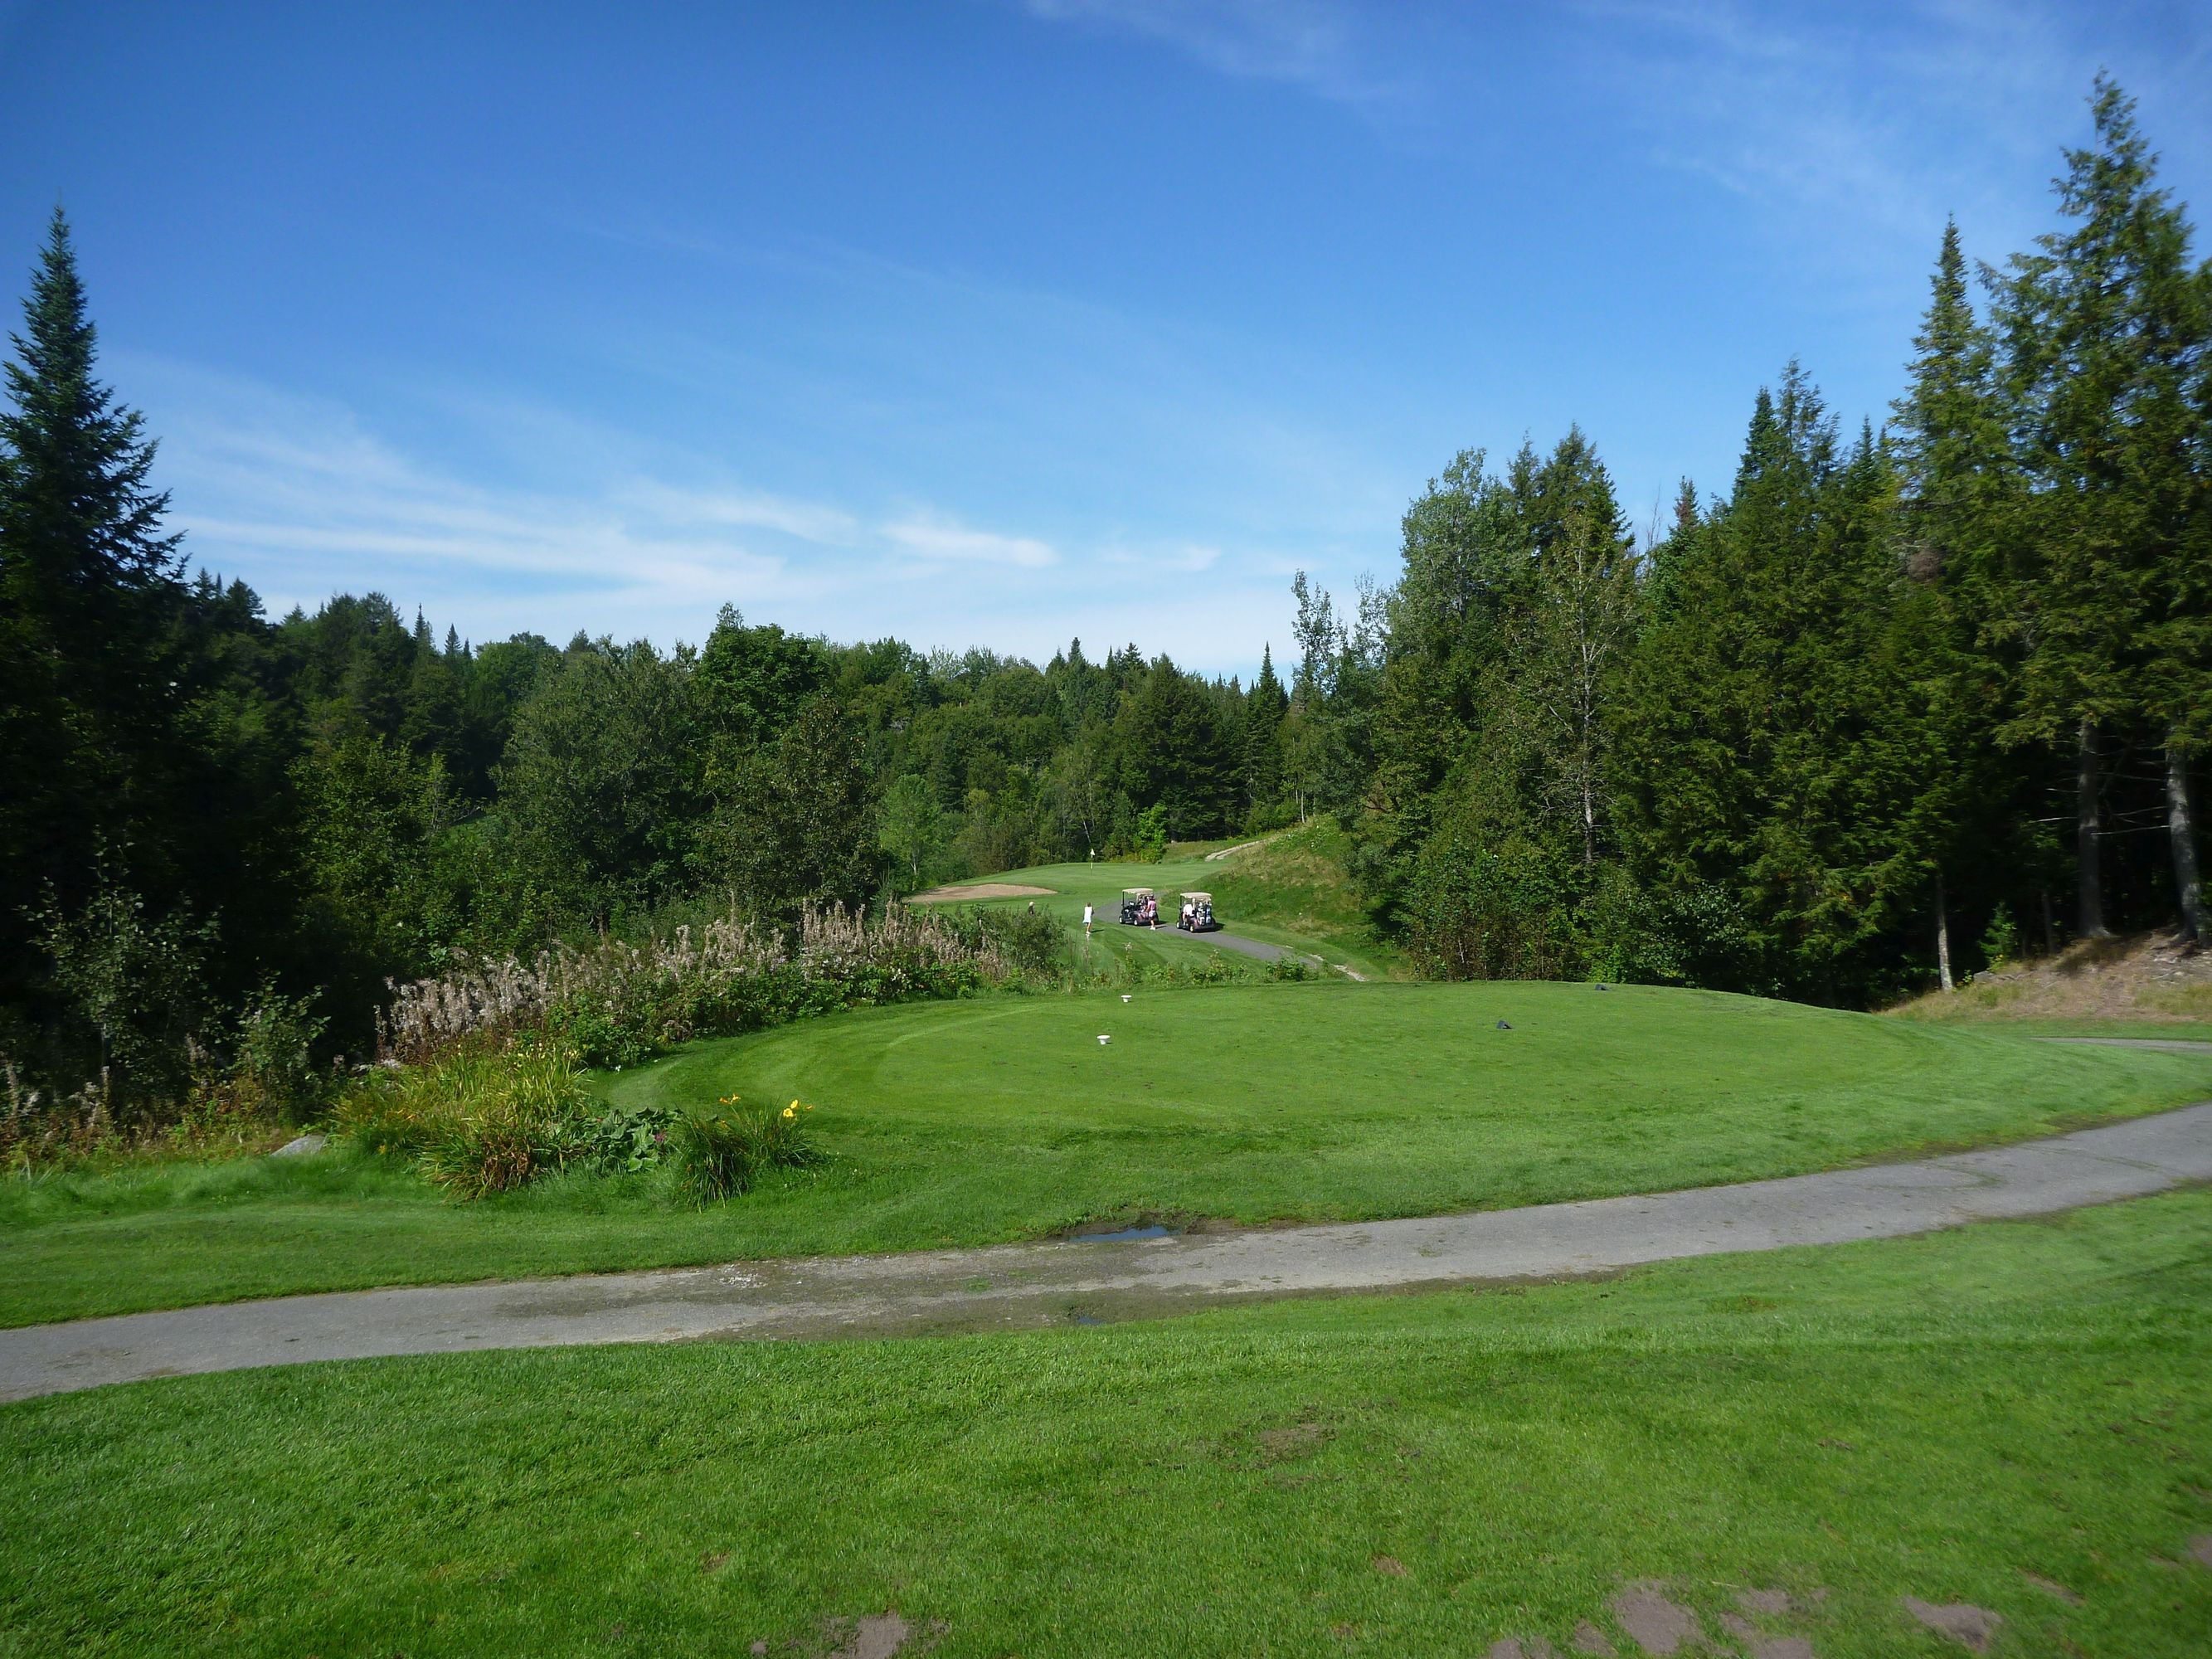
[1118, 888, 1159, 927]
[1177, 892, 1219, 932]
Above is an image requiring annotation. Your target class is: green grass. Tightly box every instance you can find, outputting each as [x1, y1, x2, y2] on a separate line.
[5, 1190, 2209, 1656]
[1908, 1016, 2212, 1044]
[1888, 1000, 2212, 1044]
[4, 980, 2208, 1327]
[928, 830, 1407, 983]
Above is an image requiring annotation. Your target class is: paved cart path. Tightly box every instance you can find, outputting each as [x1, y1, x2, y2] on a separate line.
[1162, 925, 1369, 980]
[5, 1098, 2209, 1402]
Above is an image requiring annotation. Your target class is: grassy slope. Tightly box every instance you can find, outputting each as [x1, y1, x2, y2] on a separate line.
[5, 981, 2209, 1326]
[927, 824, 1407, 982]
[4, 1192, 2209, 1657]
[1888, 934, 2212, 1043]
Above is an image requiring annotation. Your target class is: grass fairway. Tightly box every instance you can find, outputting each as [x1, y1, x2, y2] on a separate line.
[4, 1191, 2209, 1656]
[921, 830, 1408, 982]
[4, 981, 2208, 1327]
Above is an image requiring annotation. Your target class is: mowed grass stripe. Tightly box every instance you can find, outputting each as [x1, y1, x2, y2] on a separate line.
[3, 1192, 2208, 1656]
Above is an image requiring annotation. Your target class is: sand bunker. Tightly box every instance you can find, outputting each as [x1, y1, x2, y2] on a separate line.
[905, 883, 1054, 903]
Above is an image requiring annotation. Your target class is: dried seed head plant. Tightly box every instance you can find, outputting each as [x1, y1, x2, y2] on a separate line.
[377, 898, 1014, 1064]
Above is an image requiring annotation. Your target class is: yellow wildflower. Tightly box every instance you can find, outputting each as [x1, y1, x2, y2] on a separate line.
[781, 1105, 796, 1120]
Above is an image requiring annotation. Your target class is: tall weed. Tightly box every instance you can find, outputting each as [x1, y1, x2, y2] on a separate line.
[379, 899, 1015, 1068]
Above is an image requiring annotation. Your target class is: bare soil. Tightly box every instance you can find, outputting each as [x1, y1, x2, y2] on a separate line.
[1902, 1597, 2001, 1652]
[1891, 930, 2212, 1026]
[1607, 1584, 1698, 1653]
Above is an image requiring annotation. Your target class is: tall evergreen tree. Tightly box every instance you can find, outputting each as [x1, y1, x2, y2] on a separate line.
[1887, 219, 2017, 978]
[1993, 77, 2207, 937]
[1242, 645, 1288, 820]
[0, 208, 188, 1020]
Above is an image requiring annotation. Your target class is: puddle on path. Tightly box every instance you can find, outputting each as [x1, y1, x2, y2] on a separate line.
[1071, 1223, 1180, 1243]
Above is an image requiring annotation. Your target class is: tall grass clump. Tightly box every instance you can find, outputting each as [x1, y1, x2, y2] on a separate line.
[666, 1095, 822, 1207]
[336, 1039, 598, 1199]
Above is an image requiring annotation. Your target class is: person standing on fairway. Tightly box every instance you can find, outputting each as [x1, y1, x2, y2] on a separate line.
[1082, 902, 1093, 937]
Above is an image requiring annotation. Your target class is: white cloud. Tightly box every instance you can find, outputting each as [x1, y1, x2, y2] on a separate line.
[1017, 0, 1407, 110]
[615, 481, 860, 545]
[882, 511, 1057, 569]
[1578, 0, 2212, 290]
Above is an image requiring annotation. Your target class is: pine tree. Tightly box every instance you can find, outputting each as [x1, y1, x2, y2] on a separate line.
[1242, 645, 1288, 821]
[1993, 77, 2206, 937]
[0, 208, 187, 1000]
[1887, 220, 2016, 978]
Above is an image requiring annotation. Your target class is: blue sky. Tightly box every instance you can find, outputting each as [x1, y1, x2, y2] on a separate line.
[2, 1, 2206, 675]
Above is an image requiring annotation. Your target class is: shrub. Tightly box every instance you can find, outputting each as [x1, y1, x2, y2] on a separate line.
[1132, 803, 1169, 864]
[667, 1094, 821, 1207]
[576, 1099, 676, 1175]
[1403, 834, 1581, 981]
[419, 1118, 536, 1200]
[334, 1038, 594, 1199]
[1981, 904, 2022, 971]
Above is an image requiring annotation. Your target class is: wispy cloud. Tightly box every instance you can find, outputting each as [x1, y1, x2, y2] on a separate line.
[882, 511, 1057, 569]
[1580, 0, 2212, 290]
[125, 362, 1227, 660]
[1016, 0, 1408, 111]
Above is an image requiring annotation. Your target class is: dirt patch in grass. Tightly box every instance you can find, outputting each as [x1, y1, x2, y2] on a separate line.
[1719, 1617, 1813, 1659]
[1256, 1419, 1331, 1462]
[1607, 1583, 1699, 1652]
[2021, 1569, 2082, 1603]
[1901, 1596, 2001, 1651]
[906, 882, 1055, 902]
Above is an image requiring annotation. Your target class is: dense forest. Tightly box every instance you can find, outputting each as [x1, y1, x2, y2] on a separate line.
[2, 79, 2205, 1130]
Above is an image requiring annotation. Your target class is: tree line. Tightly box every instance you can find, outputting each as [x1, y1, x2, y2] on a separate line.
[2, 78, 2205, 1126]
[1304, 79, 2207, 1004]
[0, 212, 1310, 1117]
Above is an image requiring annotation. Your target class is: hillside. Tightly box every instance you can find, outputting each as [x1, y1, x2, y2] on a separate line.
[1188, 820, 1402, 978]
[1890, 931, 2212, 1039]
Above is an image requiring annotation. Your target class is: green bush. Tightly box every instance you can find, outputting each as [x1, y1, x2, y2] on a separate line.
[1132, 803, 1169, 864]
[667, 1095, 822, 1207]
[576, 1099, 676, 1175]
[418, 1118, 536, 1200]
[334, 1039, 595, 1199]
[1980, 903, 2022, 971]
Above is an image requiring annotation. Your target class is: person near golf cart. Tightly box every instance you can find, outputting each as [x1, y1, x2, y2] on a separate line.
[1119, 887, 1159, 927]
[1178, 892, 1218, 932]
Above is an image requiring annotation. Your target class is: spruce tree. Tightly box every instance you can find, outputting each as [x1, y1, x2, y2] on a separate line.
[0, 209, 187, 1003]
[1242, 645, 1288, 821]
[1887, 220, 2015, 977]
[1993, 77, 2205, 937]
